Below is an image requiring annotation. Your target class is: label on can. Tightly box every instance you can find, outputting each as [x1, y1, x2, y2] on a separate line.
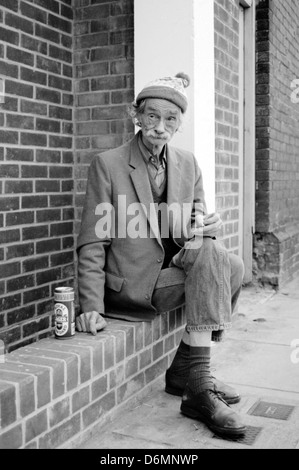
[54, 287, 75, 339]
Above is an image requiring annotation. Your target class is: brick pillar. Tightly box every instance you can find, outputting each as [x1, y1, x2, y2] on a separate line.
[254, 0, 299, 286]
[214, 0, 242, 251]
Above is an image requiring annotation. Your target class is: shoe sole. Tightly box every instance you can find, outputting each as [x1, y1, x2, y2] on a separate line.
[165, 386, 241, 405]
[180, 403, 247, 437]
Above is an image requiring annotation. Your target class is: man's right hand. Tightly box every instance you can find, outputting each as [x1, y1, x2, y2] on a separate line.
[75, 311, 107, 336]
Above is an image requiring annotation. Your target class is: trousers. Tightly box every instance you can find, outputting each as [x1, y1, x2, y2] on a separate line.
[152, 238, 244, 333]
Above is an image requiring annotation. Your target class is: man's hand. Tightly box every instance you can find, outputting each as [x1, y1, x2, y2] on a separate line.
[202, 212, 223, 238]
[76, 311, 107, 336]
[192, 212, 223, 239]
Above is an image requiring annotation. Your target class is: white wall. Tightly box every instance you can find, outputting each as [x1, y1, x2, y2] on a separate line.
[134, 0, 215, 212]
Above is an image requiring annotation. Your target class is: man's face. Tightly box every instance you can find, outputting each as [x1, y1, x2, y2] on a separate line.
[138, 98, 181, 150]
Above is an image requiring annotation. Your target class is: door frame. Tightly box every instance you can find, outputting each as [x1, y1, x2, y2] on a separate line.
[239, 0, 256, 283]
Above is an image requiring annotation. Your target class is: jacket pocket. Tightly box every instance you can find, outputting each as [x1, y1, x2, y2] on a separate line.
[105, 272, 124, 292]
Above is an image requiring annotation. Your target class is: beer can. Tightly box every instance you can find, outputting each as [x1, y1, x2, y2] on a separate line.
[54, 287, 75, 339]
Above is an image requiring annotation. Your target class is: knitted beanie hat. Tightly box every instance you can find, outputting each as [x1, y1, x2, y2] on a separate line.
[135, 72, 190, 113]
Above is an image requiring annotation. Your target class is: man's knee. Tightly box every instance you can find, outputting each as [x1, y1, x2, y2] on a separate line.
[191, 237, 227, 259]
[181, 237, 229, 274]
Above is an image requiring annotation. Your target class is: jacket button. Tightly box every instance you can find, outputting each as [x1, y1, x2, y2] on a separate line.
[157, 258, 162, 263]
[145, 294, 150, 300]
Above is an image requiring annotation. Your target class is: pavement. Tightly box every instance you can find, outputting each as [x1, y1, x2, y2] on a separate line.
[77, 276, 299, 450]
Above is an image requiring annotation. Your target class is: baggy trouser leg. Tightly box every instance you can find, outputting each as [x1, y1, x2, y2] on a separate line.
[180, 238, 233, 333]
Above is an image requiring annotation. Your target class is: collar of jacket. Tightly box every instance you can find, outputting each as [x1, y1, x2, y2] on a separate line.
[137, 132, 167, 169]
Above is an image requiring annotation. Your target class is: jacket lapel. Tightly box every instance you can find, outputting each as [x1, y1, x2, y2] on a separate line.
[129, 134, 161, 243]
[166, 146, 183, 241]
[166, 145, 181, 205]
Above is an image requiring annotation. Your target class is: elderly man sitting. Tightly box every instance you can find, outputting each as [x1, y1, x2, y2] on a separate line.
[76, 72, 246, 438]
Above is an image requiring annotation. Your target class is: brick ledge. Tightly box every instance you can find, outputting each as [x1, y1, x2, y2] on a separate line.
[0, 308, 185, 449]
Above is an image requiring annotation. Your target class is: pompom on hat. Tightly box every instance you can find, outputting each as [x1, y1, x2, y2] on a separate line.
[135, 72, 190, 113]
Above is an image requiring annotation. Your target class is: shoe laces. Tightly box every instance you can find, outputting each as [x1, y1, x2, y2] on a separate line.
[209, 372, 231, 403]
[206, 387, 230, 407]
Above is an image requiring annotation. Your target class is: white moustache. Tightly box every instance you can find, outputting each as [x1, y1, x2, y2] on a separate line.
[144, 129, 169, 139]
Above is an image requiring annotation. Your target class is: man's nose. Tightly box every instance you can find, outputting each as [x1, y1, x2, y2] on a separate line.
[155, 118, 166, 132]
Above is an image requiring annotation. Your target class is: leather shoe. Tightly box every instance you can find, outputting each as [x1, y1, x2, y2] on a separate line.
[165, 369, 240, 404]
[180, 385, 246, 437]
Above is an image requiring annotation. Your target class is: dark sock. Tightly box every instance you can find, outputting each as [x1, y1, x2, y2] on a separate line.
[211, 329, 225, 342]
[188, 346, 214, 393]
[168, 340, 190, 377]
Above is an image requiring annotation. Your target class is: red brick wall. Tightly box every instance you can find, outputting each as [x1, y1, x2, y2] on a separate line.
[254, 0, 299, 285]
[0, 311, 185, 449]
[214, 0, 240, 252]
[73, 0, 134, 235]
[0, 0, 74, 351]
[0, 0, 135, 351]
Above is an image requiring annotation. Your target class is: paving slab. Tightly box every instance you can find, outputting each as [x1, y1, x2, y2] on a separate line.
[78, 383, 299, 449]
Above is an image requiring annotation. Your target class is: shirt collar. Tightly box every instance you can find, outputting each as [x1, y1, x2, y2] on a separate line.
[137, 132, 167, 168]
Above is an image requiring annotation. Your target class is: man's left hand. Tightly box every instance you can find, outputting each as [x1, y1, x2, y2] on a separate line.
[202, 212, 223, 238]
[192, 212, 222, 239]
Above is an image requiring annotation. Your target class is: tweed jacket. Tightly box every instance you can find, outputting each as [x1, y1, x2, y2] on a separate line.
[77, 131, 206, 321]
